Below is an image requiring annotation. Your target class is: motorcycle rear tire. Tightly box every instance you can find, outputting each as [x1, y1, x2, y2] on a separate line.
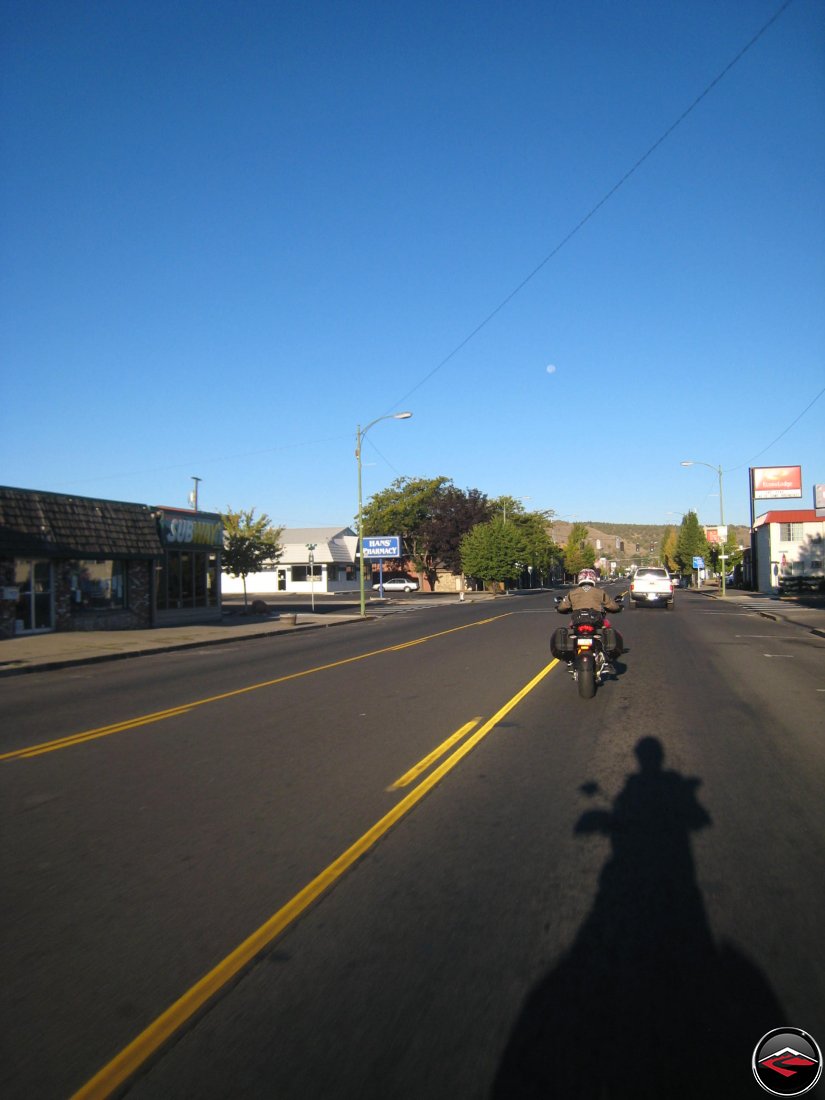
[576, 653, 596, 699]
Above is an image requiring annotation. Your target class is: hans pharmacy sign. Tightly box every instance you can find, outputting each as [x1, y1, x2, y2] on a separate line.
[362, 536, 401, 559]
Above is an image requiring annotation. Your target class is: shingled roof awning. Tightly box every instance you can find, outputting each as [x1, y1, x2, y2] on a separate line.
[0, 487, 165, 559]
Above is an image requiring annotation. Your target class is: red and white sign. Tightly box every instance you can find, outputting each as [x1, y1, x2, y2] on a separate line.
[705, 526, 728, 545]
[751, 466, 803, 500]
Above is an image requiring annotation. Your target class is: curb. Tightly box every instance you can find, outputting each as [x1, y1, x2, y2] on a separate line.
[702, 590, 825, 640]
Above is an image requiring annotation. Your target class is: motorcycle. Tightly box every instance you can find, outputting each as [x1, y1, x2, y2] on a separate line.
[551, 594, 625, 699]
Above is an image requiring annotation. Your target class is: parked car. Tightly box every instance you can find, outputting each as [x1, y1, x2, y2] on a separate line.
[372, 577, 420, 593]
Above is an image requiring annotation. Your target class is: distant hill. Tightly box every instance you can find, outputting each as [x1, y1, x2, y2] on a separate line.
[548, 519, 749, 568]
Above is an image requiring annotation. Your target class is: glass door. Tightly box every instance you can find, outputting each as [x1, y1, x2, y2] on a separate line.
[14, 560, 54, 633]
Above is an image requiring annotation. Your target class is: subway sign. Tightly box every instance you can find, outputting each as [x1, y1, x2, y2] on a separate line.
[158, 509, 223, 548]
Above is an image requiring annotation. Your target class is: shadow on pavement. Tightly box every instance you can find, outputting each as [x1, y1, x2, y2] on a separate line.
[492, 737, 785, 1098]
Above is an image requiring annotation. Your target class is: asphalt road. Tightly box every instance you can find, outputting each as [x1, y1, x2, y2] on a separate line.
[2, 590, 824, 1099]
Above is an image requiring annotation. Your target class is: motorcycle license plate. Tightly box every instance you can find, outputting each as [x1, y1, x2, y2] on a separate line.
[578, 638, 593, 648]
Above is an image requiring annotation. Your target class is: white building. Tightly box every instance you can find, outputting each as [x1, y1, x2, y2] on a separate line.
[753, 510, 824, 593]
[221, 527, 360, 596]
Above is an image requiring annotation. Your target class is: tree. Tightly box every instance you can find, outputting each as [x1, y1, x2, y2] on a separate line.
[720, 527, 742, 575]
[675, 511, 708, 576]
[505, 511, 561, 583]
[460, 517, 525, 591]
[707, 526, 742, 578]
[417, 486, 493, 588]
[491, 495, 528, 523]
[359, 476, 449, 571]
[221, 507, 283, 608]
[562, 522, 596, 578]
[360, 476, 558, 589]
[661, 526, 679, 573]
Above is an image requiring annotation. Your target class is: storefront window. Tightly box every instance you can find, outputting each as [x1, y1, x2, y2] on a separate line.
[292, 565, 322, 582]
[158, 551, 220, 609]
[180, 551, 194, 606]
[15, 559, 54, 632]
[69, 560, 126, 611]
[206, 553, 219, 606]
[168, 554, 181, 608]
[194, 552, 207, 605]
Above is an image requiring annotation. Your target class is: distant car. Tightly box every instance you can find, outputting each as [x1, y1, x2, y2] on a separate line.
[372, 577, 420, 593]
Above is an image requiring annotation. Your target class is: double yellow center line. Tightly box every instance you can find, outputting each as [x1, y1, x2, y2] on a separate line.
[71, 655, 559, 1099]
[3, 615, 507, 762]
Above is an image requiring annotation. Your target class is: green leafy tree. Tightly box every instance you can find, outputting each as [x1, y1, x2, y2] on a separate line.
[721, 527, 742, 574]
[675, 510, 709, 576]
[563, 522, 596, 578]
[507, 511, 561, 583]
[661, 526, 679, 573]
[707, 526, 742, 577]
[359, 476, 449, 574]
[459, 517, 525, 591]
[490, 495, 528, 523]
[417, 486, 493, 588]
[221, 507, 283, 608]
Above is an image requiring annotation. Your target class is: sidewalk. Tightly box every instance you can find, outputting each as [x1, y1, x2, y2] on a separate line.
[0, 609, 364, 678]
[692, 586, 825, 638]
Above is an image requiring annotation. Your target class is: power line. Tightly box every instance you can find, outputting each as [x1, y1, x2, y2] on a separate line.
[728, 382, 825, 471]
[389, 0, 798, 410]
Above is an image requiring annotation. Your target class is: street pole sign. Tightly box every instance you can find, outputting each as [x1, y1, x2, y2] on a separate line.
[306, 543, 317, 611]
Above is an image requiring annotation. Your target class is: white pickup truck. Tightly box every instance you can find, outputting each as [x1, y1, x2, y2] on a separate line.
[629, 567, 675, 609]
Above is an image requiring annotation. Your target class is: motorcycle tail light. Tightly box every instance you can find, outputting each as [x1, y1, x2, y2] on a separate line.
[578, 624, 595, 634]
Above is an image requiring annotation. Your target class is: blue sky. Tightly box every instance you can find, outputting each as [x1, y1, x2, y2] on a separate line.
[2, 0, 823, 531]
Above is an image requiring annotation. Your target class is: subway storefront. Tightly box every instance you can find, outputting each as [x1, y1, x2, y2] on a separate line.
[154, 508, 223, 622]
[0, 488, 223, 637]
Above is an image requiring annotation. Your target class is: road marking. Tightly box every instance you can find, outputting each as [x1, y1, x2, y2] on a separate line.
[70, 657, 559, 1100]
[388, 718, 482, 789]
[1, 615, 511, 762]
[763, 654, 794, 659]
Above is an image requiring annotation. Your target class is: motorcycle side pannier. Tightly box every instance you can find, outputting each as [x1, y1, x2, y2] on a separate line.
[602, 626, 622, 658]
[551, 626, 574, 660]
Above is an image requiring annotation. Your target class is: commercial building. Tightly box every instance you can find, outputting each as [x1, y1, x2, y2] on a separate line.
[0, 486, 223, 638]
[221, 527, 360, 596]
[752, 509, 825, 594]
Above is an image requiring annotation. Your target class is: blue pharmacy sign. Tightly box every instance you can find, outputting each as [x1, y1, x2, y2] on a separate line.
[363, 535, 401, 559]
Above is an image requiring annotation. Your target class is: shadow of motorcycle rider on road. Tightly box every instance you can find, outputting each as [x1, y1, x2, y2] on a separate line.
[492, 737, 785, 1098]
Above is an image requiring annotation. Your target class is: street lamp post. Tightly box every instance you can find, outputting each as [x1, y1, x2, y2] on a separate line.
[680, 461, 726, 598]
[356, 412, 412, 618]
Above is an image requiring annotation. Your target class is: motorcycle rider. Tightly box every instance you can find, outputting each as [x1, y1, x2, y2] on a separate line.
[557, 568, 624, 663]
[557, 568, 622, 615]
